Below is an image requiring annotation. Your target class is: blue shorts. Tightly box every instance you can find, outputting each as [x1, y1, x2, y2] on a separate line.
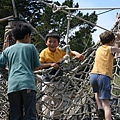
[90, 73, 111, 99]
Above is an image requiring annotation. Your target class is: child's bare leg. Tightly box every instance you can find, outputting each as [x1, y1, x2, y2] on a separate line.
[101, 99, 111, 120]
[95, 93, 102, 109]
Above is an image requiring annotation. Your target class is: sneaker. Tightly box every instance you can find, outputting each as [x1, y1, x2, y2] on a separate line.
[97, 109, 105, 119]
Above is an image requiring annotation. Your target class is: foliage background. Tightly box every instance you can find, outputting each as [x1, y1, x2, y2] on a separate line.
[0, 0, 98, 52]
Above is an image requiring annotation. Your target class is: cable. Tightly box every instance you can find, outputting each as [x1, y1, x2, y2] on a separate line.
[38, 0, 112, 32]
[97, 9, 115, 15]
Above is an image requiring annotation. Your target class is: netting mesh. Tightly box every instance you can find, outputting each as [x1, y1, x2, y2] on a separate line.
[34, 44, 120, 120]
[0, 42, 120, 119]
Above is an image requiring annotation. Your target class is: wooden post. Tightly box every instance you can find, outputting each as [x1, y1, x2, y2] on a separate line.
[3, 18, 26, 50]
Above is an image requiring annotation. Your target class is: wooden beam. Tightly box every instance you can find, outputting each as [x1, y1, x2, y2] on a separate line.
[0, 15, 13, 23]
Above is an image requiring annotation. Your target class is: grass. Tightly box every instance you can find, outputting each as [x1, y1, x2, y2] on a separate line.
[112, 77, 120, 96]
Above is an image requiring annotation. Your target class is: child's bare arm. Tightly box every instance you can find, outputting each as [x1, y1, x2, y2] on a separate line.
[34, 66, 42, 71]
[116, 31, 120, 40]
[71, 51, 84, 61]
[111, 46, 120, 53]
[40, 62, 59, 69]
[3, 35, 9, 51]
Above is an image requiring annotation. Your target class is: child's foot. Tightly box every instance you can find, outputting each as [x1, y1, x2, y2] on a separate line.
[97, 109, 105, 120]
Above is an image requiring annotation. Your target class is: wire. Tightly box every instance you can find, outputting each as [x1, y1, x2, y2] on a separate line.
[65, 7, 120, 10]
[97, 9, 115, 15]
[38, 0, 112, 32]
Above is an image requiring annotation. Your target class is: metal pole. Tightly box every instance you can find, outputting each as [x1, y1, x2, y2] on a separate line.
[60, 10, 111, 32]
[65, 7, 120, 10]
[39, 0, 111, 32]
[66, 10, 71, 45]
[62, 10, 72, 62]
[11, 0, 17, 17]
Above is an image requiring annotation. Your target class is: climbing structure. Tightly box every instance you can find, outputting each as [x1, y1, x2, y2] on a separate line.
[34, 43, 120, 120]
[0, 1, 120, 120]
[0, 42, 120, 119]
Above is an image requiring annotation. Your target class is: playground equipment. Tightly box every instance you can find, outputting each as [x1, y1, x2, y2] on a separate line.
[1, 1, 120, 120]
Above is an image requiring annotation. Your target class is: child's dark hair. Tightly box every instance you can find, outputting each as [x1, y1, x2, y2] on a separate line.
[45, 31, 60, 42]
[12, 23, 32, 40]
[99, 31, 115, 44]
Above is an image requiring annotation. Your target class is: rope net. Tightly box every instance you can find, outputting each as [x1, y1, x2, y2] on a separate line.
[0, 41, 120, 119]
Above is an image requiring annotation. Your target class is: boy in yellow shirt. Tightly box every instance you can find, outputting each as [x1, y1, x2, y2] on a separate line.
[40, 32, 84, 69]
[90, 30, 120, 120]
[39, 31, 84, 119]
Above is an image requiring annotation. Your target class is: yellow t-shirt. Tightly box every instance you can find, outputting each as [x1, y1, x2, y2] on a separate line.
[40, 47, 67, 63]
[91, 45, 114, 78]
